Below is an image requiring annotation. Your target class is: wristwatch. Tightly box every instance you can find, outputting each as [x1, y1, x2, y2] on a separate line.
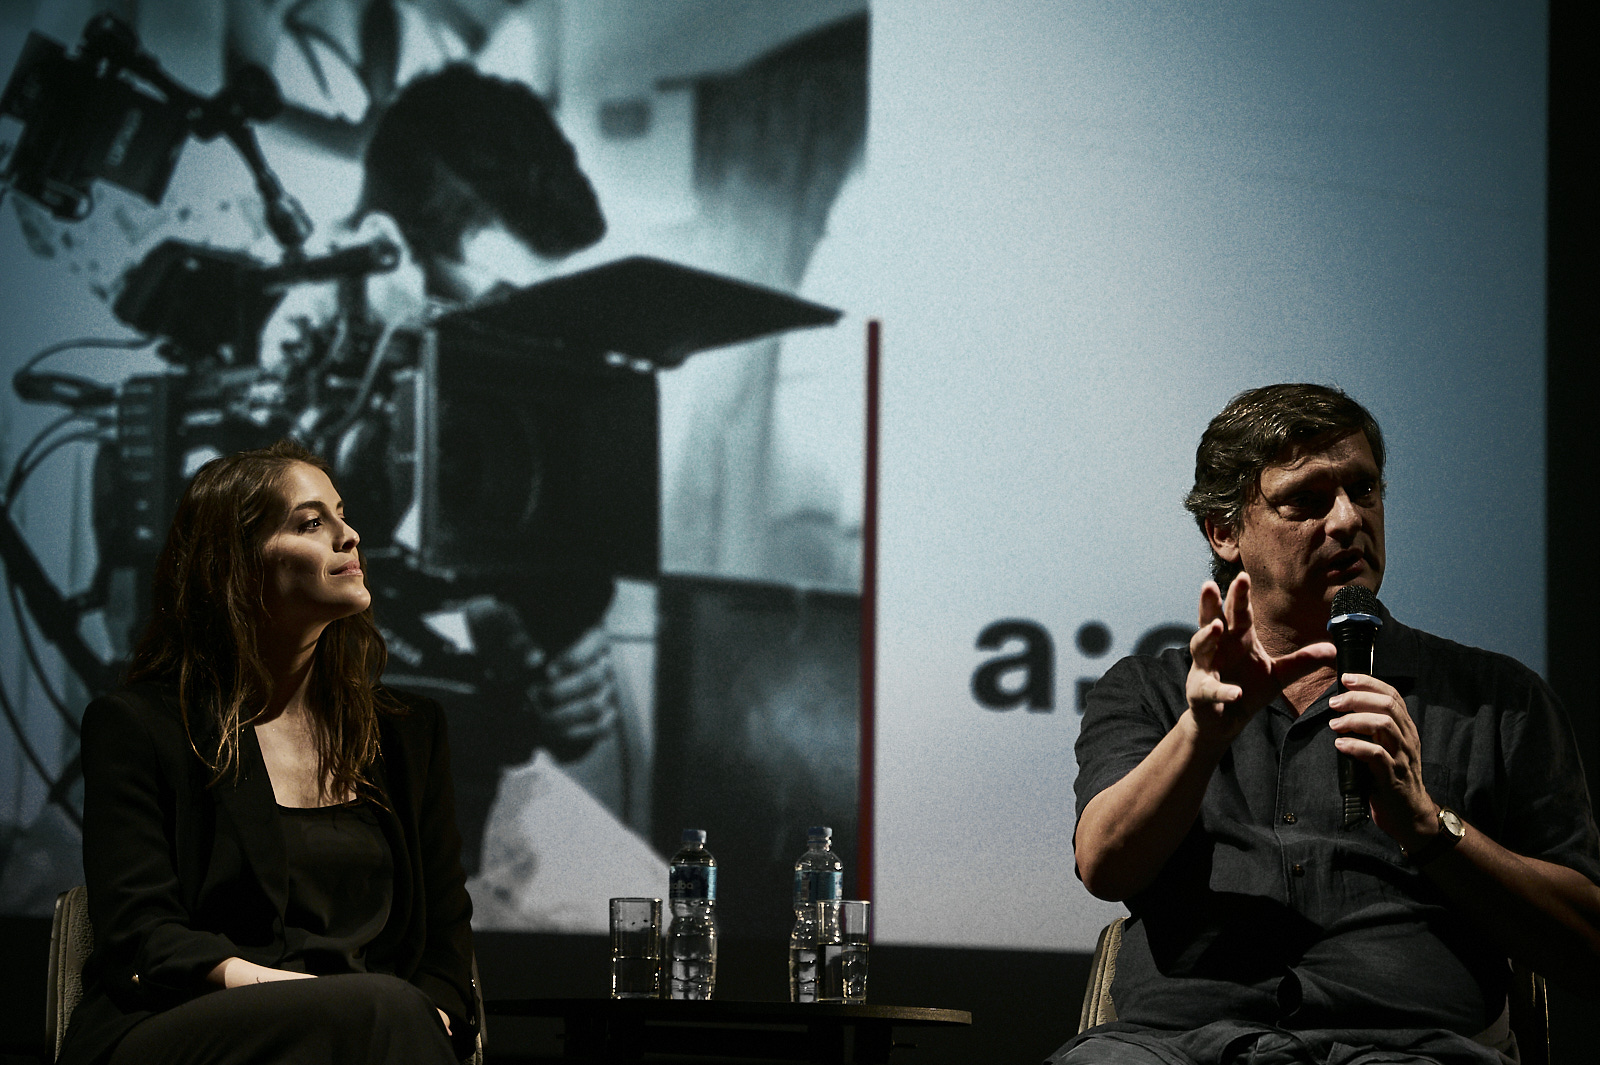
[1405, 807, 1466, 867]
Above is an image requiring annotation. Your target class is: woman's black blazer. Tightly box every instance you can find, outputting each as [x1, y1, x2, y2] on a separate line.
[58, 682, 479, 1064]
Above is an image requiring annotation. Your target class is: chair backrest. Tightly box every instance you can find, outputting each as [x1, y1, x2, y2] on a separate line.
[467, 954, 487, 1065]
[1077, 916, 1122, 1033]
[1075, 918, 1551, 1064]
[47, 885, 94, 1062]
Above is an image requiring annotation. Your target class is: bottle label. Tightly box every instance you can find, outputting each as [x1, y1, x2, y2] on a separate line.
[794, 869, 842, 904]
[671, 865, 716, 901]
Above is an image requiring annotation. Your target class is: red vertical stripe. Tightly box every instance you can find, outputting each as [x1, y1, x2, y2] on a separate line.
[858, 319, 880, 904]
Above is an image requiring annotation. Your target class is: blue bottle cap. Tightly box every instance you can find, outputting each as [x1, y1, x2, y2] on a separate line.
[682, 829, 707, 844]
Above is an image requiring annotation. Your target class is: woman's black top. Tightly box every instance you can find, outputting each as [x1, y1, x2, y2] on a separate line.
[278, 800, 395, 975]
[59, 684, 479, 1065]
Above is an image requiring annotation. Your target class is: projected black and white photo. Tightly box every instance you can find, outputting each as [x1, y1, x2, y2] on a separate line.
[0, 0, 869, 940]
[2, 0, 1550, 961]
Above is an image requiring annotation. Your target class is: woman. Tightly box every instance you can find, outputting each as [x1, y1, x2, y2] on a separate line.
[59, 440, 477, 1065]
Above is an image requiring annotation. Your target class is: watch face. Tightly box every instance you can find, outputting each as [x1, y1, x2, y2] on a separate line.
[1439, 808, 1466, 840]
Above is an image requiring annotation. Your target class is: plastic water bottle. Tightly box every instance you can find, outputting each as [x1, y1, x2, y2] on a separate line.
[667, 829, 717, 1000]
[789, 826, 843, 1002]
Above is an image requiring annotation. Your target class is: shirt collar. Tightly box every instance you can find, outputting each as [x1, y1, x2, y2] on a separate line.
[1371, 603, 1419, 687]
[1271, 603, 1418, 723]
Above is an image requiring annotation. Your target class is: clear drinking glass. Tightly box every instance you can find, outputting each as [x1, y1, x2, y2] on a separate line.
[816, 899, 870, 1004]
[610, 897, 663, 999]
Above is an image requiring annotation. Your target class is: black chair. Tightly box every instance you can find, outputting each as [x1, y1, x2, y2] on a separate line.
[1077, 917, 1550, 1065]
[47, 886, 487, 1064]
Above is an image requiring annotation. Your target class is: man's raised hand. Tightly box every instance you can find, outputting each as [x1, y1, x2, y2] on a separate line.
[1185, 573, 1336, 742]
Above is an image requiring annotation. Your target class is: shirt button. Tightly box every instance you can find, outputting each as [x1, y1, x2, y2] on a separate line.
[1291, 863, 1306, 877]
[1282, 812, 1297, 824]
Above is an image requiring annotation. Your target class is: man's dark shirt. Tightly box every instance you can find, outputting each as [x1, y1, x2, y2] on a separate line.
[1071, 611, 1600, 1045]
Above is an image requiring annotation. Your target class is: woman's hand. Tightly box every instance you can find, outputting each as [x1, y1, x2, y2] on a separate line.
[208, 959, 455, 1038]
[207, 957, 317, 988]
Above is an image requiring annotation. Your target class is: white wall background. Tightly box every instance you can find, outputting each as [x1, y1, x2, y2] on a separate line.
[819, 1, 1547, 950]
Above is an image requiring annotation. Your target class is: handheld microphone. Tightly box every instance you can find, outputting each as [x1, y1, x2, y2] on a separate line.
[1328, 584, 1382, 828]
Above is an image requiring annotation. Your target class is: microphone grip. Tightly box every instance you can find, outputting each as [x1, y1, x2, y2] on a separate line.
[1332, 625, 1375, 680]
[1331, 624, 1376, 827]
[1337, 748, 1367, 826]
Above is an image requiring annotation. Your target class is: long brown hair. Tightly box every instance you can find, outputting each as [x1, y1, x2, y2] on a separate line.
[126, 440, 395, 798]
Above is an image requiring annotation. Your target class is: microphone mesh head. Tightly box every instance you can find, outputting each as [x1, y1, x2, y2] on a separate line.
[1331, 583, 1380, 618]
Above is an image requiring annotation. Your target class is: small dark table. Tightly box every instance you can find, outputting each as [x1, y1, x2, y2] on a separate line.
[484, 998, 972, 1064]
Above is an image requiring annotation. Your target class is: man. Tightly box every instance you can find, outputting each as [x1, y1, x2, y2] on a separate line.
[1052, 384, 1600, 1065]
[347, 66, 668, 928]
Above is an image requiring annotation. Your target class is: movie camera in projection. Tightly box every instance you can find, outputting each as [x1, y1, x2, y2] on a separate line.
[0, 13, 840, 824]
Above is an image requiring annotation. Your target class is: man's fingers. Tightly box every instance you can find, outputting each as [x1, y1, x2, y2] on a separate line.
[1334, 672, 1404, 703]
[541, 696, 618, 738]
[1330, 676, 1417, 743]
[1189, 616, 1225, 662]
[1327, 690, 1402, 720]
[1223, 572, 1254, 635]
[1333, 733, 1394, 773]
[1328, 711, 1400, 745]
[1187, 674, 1242, 707]
[1198, 581, 1224, 628]
[548, 626, 610, 677]
[1269, 640, 1337, 684]
[1210, 682, 1243, 704]
[543, 659, 612, 703]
